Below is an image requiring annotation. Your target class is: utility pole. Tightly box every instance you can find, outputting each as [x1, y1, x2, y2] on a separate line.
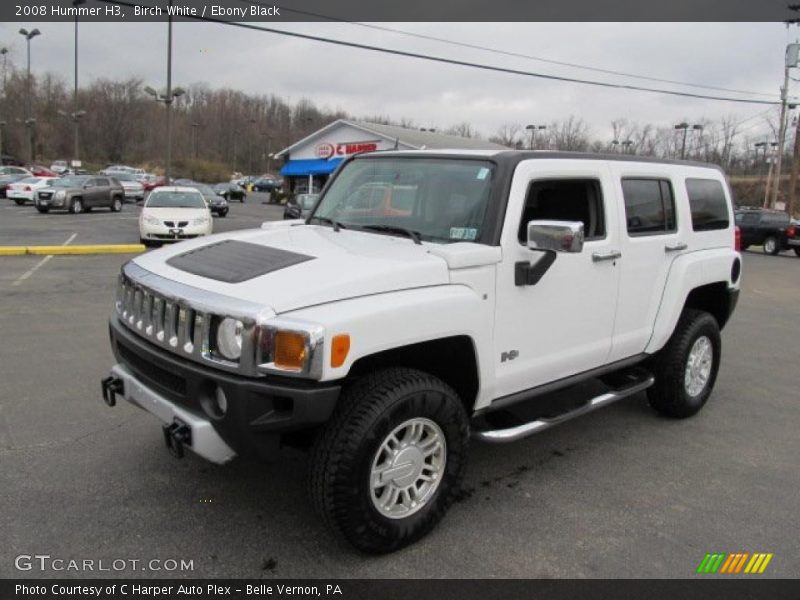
[770, 51, 793, 208]
[788, 114, 800, 216]
[191, 121, 199, 159]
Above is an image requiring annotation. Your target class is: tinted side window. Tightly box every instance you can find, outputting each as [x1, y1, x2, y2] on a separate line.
[686, 178, 730, 231]
[518, 179, 605, 242]
[96, 178, 110, 187]
[621, 179, 676, 235]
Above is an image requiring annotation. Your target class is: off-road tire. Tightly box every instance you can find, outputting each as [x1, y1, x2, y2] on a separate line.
[647, 309, 721, 419]
[763, 236, 780, 256]
[309, 367, 469, 554]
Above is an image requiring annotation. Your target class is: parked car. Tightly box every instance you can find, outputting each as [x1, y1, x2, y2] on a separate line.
[6, 176, 60, 205]
[0, 165, 32, 178]
[111, 173, 145, 202]
[138, 186, 213, 245]
[35, 175, 124, 213]
[27, 165, 58, 177]
[102, 150, 740, 553]
[0, 173, 30, 198]
[186, 182, 229, 217]
[142, 175, 167, 192]
[50, 160, 69, 175]
[283, 193, 319, 219]
[734, 207, 799, 255]
[253, 177, 281, 192]
[214, 182, 246, 203]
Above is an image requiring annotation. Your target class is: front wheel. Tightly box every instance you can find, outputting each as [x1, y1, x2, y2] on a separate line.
[70, 198, 83, 214]
[309, 368, 469, 554]
[647, 309, 721, 419]
[763, 236, 780, 255]
[36, 206, 49, 214]
[218, 209, 228, 217]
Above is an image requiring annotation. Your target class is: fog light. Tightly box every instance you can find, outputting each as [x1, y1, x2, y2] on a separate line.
[200, 382, 228, 420]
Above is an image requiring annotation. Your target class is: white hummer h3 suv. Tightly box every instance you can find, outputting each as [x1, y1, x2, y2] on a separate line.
[102, 150, 741, 553]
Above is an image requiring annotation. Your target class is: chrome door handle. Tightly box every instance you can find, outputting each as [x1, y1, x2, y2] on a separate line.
[592, 250, 622, 262]
[665, 242, 688, 252]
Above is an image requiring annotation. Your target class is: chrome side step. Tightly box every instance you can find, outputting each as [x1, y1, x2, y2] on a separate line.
[473, 369, 654, 444]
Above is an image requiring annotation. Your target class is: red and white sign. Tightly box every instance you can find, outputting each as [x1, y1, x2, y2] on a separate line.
[315, 140, 379, 159]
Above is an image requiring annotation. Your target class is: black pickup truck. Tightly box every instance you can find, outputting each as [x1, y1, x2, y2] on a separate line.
[735, 208, 800, 256]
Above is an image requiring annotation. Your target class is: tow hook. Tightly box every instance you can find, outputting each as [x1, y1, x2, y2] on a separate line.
[101, 376, 124, 407]
[163, 419, 192, 459]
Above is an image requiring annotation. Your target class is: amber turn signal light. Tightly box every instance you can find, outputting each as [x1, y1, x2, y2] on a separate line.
[274, 331, 307, 370]
[331, 334, 350, 368]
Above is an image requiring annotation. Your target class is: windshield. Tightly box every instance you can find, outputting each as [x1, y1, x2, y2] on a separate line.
[311, 157, 494, 243]
[146, 191, 206, 209]
[52, 176, 89, 187]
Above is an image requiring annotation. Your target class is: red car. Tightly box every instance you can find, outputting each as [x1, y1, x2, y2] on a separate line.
[26, 165, 58, 177]
[142, 176, 167, 192]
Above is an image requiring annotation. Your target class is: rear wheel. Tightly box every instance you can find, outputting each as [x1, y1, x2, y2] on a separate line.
[794, 248, 800, 257]
[309, 368, 469, 554]
[648, 309, 721, 419]
[763, 236, 780, 255]
[110, 197, 122, 212]
[14, 199, 24, 206]
[70, 198, 83, 214]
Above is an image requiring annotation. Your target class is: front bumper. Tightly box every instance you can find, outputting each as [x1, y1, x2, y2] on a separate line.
[139, 221, 211, 241]
[107, 314, 340, 461]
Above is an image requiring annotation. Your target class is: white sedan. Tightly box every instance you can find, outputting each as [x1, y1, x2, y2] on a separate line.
[139, 186, 213, 246]
[7, 176, 60, 205]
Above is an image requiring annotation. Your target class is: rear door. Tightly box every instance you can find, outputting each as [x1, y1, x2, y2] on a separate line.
[607, 164, 684, 361]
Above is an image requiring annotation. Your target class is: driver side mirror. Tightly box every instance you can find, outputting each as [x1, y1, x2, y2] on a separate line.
[527, 220, 584, 253]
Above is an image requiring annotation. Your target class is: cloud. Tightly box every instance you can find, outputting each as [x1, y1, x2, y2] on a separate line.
[0, 20, 787, 138]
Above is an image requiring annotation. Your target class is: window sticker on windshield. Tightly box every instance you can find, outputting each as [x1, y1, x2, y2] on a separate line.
[476, 167, 490, 180]
[450, 227, 478, 241]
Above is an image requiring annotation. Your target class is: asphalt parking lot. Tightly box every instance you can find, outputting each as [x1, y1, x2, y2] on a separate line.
[1, 203, 798, 579]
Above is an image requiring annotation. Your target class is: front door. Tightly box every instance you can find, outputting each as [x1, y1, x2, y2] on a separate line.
[493, 160, 621, 400]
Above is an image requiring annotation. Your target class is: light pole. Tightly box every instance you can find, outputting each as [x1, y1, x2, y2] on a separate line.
[145, 85, 185, 181]
[525, 124, 546, 150]
[71, 0, 86, 167]
[621, 140, 634, 155]
[248, 117, 256, 174]
[0, 48, 8, 95]
[674, 123, 703, 160]
[191, 121, 199, 160]
[0, 120, 6, 163]
[611, 139, 620, 153]
[19, 28, 41, 162]
[144, 1, 183, 183]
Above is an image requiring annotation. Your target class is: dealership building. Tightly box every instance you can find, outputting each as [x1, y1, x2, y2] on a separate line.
[275, 119, 507, 193]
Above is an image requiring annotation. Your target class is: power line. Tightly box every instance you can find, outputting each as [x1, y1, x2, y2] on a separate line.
[247, 2, 777, 100]
[98, 0, 780, 106]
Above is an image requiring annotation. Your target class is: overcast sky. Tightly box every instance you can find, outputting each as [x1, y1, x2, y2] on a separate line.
[0, 21, 791, 141]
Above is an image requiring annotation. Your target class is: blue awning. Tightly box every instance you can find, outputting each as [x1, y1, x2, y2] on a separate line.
[280, 158, 343, 177]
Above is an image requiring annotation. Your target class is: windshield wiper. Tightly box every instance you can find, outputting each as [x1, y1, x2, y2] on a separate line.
[309, 216, 346, 232]
[360, 224, 422, 245]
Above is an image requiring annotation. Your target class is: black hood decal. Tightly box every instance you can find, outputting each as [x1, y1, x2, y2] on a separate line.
[167, 240, 314, 283]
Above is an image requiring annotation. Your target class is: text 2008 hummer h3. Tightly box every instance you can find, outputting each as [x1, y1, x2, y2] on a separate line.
[102, 150, 740, 553]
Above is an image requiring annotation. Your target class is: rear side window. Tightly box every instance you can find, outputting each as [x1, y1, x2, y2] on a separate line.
[686, 178, 730, 231]
[621, 179, 676, 235]
[518, 179, 605, 242]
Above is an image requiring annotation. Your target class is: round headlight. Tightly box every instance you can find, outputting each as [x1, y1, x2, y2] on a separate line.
[216, 317, 244, 360]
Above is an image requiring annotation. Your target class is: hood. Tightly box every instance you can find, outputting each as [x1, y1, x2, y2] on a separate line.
[132, 223, 453, 314]
[141, 207, 210, 220]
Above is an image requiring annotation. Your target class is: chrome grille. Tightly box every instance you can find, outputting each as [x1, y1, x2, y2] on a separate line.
[116, 274, 209, 361]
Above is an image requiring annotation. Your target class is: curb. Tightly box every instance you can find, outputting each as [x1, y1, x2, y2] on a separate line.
[1, 245, 145, 256]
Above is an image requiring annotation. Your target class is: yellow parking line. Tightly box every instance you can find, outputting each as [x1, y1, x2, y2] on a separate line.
[24, 244, 145, 255]
[0, 247, 27, 256]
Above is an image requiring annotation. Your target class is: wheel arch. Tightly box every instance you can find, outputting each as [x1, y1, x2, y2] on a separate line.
[347, 335, 480, 415]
